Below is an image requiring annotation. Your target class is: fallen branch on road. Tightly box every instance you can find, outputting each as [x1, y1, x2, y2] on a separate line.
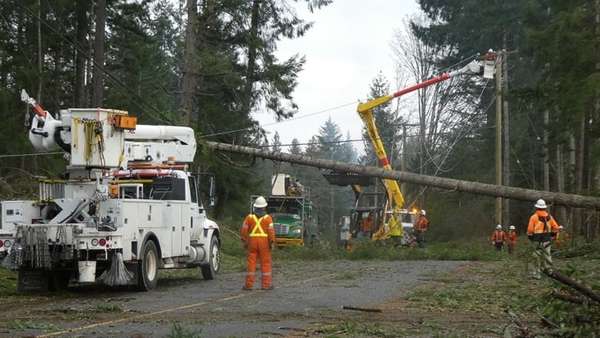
[506, 309, 533, 338]
[551, 290, 585, 305]
[545, 270, 600, 303]
[278, 327, 306, 332]
[342, 305, 382, 313]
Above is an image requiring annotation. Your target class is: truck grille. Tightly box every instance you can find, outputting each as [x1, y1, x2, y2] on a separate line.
[274, 223, 289, 235]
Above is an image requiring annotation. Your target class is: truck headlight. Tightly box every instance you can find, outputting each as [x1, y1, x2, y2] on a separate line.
[292, 228, 302, 234]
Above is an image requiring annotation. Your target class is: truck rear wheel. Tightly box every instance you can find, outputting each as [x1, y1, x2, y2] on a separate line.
[137, 240, 159, 291]
[201, 235, 220, 280]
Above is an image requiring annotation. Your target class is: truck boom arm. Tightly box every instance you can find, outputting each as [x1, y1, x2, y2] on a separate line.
[356, 57, 491, 238]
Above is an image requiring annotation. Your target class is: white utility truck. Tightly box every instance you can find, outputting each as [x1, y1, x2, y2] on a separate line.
[0, 91, 220, 292]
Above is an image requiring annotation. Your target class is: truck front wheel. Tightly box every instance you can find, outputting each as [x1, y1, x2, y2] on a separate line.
[201, 235, 220, 280]
[137, 240, 159, 291]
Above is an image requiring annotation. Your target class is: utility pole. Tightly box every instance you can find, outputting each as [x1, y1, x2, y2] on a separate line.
[495, 52, 503, 225]
[36, 0, 42, 102]
[502, 42, 511, 226]
[92, 0, 106, 107]
[401, 123, 407, 193]
[543, 110, 550, 191]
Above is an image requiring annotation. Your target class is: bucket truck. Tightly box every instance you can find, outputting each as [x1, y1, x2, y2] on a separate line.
[1, 90, 220, 292]
[357, 51, 496, 241]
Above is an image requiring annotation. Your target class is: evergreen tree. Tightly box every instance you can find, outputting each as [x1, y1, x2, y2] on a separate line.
[362, 72, 402, 166]
[290, 138, 302, 155]
[317, 117, 342, 160]
[272, 131, 282, 152]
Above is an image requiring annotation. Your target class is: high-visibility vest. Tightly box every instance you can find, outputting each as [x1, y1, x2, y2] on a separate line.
[249, 214, 270, 238]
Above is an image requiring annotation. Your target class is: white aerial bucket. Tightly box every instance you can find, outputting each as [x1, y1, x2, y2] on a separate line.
[78, 260, 97, 283]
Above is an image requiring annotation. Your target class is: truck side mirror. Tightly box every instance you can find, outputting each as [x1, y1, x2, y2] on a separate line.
[196, 171, 216, 209]
[208, 175, 216, 208]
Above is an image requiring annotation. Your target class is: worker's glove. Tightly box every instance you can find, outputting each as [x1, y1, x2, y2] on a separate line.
[242, 241, 248, 250]
[551, 232, 557, 239]
[527, 235, 533, 241]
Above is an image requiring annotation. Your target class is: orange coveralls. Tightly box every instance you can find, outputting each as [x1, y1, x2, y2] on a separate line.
[241, 214, 275, 289]
[490, 230, 506, 251]
[506, 230, 517, 254]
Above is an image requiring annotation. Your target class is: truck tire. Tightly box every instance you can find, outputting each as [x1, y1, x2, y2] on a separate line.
[201, 235, 220, 280]
[137, 240, 159, 291]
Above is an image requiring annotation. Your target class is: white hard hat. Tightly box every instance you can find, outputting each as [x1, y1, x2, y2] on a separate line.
[496, 224, 502, 230]
[509, 225, 515, 230]
[253, 196, 268, 208]
[421, 209, 426, 215]
[534, 199, 547, 209]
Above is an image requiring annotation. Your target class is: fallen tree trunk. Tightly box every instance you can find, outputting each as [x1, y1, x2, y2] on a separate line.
[205, 142, 600, 209]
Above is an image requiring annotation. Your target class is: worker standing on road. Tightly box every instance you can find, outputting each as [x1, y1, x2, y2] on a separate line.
[490, 225, 506, 251]
[527, 199, 560, 279]
[241, 196, 275, 290]
[506, 225, 517, 254]
[414, 210, 429, 248]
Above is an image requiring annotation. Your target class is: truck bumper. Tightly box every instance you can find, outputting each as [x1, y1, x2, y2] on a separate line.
[275, 237, 304, 247]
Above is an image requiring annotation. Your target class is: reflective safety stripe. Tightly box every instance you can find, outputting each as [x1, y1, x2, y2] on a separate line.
[262, 272, 272, 276]
[249, 214, 269, 237]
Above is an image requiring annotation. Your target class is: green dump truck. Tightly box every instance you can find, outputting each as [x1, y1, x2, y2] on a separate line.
[251, 174, 317, 247]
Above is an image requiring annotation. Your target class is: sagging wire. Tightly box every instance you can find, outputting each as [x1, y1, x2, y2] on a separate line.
[0, 152, 63, 158]
[198, 101, 358, 139]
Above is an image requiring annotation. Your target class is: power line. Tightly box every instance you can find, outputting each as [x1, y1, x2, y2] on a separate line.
[198, 101, 357, 138]
[0, 152, 63, 159]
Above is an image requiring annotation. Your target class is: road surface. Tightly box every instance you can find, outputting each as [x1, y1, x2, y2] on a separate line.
[0, 260, 465, 337]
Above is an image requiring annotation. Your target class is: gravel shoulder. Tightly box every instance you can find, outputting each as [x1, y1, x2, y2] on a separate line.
[0, 260, 466, 338]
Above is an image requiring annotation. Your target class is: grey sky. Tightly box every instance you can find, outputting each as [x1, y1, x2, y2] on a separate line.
[253, 0, 419, 149]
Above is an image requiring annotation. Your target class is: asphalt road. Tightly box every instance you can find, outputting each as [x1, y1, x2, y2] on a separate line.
[0, 260, 465, 338]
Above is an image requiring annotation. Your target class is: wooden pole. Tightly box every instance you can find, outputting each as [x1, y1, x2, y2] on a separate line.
[502, 46, 511, 226]
[495, 53, 503, 225]
[205, 141, 600, 209]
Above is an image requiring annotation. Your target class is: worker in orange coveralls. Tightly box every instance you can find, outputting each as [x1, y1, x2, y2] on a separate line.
[241, 196, 275, 290]
[506, 225, 518, 254]
[414, 210, 429, 248]
[490, 224, 506, 251]
[527, 199, 560, 279]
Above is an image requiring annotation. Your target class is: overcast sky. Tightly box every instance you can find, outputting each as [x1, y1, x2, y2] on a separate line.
[252, 0, 420, 150]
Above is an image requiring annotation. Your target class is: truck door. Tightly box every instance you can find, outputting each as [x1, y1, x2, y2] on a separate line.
[180, 202, 191, 254]
[188, 176, 202, 242]
[166, 202, 183, 256]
